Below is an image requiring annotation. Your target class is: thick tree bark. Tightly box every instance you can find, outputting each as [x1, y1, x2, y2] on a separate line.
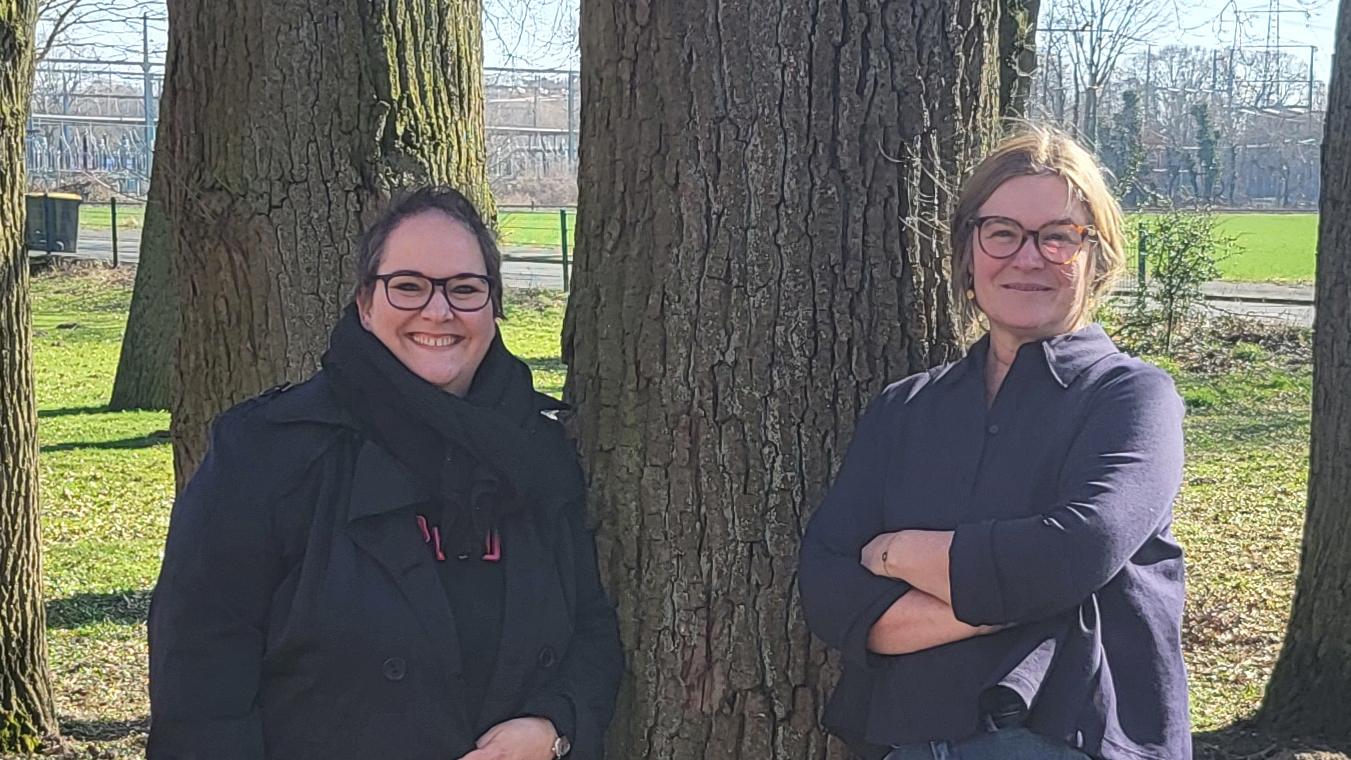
[0, 0, 58, 748]
[564, 2, 1000, 757]
[998, 0, 1040, 118]
[109, 96, 175, 412]
[1258, 0, 1351, 738]
[165, 0, 494, 487]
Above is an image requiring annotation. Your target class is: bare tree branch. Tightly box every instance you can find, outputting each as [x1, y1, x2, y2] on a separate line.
[483, 0, 578, 67]
[35, 0, 84, 63]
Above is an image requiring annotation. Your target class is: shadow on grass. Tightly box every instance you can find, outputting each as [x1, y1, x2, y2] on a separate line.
[1190, 410, 1308, 445]
[522, 357, 566, 374]
[41, 430, 171, 453]
[47, 590, 151, 629]
[60, 715, 149, 741]
[38, 405, 109, 419]
[1194, 718, 1351, 759]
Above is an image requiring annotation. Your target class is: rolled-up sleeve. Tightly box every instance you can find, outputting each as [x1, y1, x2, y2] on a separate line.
[799, 392, 912, 666]
[949, 366, 1184, 626]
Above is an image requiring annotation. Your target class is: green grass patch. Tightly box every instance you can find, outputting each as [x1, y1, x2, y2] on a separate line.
[1213, 213, 1317, 284]
[1128, 212, 1317, 284]
[1129, 318, 1313, 732]
[26, 268, 1312, 754]
[498, 209, 576, 250]
[78, 204, 146, 232]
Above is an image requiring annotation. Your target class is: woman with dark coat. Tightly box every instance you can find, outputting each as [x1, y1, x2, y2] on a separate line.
[799, 129, 1190, 760]
[148, 187, 623, 760]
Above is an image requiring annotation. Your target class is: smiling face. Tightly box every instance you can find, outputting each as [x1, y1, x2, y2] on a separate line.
[356, 210, 497, 396]
[970, 173, 1095, 345]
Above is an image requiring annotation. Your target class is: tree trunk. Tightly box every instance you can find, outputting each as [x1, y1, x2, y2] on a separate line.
[999, 0, 1040, 118]
[1258, 0, 1351, 737]
[0, 0, 58, 748]
[109, 87, 175, 412]
[564, 2, 1000, 757]
[165, 0, 494, 487]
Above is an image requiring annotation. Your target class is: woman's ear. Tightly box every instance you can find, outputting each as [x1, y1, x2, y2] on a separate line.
[355, 287, 374, 330]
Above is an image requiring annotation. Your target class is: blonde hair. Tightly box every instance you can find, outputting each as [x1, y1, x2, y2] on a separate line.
[950, 126, 1126, 337]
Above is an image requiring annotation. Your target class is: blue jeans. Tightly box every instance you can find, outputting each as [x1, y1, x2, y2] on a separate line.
[883, 727, 1092, 760]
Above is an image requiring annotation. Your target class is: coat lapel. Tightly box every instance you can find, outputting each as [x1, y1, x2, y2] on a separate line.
[344, 440, 467, 696]
[477, 514, 553, 726]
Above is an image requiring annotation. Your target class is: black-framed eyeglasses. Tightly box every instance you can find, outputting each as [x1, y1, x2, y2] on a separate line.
[370, 272, 495, 312]
[971, 216, 1096, 265]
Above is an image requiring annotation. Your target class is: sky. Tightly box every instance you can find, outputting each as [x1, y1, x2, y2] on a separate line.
[42, 0, 1339, 81]
[1093, 0, 1340, 81]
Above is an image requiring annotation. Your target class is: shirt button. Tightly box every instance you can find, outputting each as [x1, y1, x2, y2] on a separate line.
[382, 657, 406, 681]
[987, 424, 1000, 435]
[538, 646, 557, 668]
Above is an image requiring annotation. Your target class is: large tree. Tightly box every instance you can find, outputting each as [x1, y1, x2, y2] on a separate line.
[164, 0, 494, 485]
[564, 2, 1005, 757]
[1257, 0, 1351, 737]
[1, 0, 58, 749]
[108, 80, 174, 412]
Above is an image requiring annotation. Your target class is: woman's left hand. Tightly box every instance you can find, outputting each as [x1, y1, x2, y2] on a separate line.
[861, 531, 904, 579]
[861, 529, 955, 604]
[458, 717, 557, 760]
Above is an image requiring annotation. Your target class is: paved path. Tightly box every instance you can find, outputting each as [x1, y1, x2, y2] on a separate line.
[45, 229, 1315, 326]
[1112, 281, 1314, 327]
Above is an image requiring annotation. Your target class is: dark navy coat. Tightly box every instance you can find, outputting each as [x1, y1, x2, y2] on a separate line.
[799, 325, 1190, 760]
[148, 373, 623, 759]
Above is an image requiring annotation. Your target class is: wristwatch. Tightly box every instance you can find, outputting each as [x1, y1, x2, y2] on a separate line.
[551, 734, 571, 758]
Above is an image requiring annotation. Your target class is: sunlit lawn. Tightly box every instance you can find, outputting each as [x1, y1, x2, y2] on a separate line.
[28, 267, 1312, 756]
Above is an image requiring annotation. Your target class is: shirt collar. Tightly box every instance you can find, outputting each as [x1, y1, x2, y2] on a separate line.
[1038, 323, 1119, 387]
[957, 323, 1119, 389]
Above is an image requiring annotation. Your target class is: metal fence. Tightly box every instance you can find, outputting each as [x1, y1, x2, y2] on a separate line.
[485, 67, 579, 188]
[25, 58, 582, 204]
[50, 198, 581, 290]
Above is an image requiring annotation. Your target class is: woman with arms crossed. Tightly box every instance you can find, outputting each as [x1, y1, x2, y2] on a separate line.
[800, 129, 1189, 759]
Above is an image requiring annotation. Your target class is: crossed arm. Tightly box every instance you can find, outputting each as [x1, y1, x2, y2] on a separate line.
[855, 530, 999, 655]
[801, 368, 1185, 661]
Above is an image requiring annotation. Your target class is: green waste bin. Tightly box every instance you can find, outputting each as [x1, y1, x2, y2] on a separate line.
[25, 192, 82, 254]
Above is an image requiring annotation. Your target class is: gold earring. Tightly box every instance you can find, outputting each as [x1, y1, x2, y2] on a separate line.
[966, 288, 976, 301]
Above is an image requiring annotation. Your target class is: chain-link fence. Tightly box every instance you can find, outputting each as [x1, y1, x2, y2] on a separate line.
[25, 60, 582, 207]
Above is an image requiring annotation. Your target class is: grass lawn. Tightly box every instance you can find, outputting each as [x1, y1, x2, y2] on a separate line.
[1126, 212, 1318, 285]
[74, 205, 574, 255]
[73, 205, 1312, 284]
[498, 209, 576, 251]
[25, 267, 1317, 757]
[1212, 213, 1317, 284]
[77, 204, 146, 232]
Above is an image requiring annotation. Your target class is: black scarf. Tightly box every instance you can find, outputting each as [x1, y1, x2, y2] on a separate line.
[321, 305, 557, 560]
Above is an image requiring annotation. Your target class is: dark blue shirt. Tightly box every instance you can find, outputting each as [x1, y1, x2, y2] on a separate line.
[799, 324, 1190, 760]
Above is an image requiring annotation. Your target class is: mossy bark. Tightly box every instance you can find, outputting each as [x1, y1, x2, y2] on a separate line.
[164, 0, 494, 486]
[1258, 0, 1351, 738]
[109, 102, 175, 412]
[0, 0, 58, 749]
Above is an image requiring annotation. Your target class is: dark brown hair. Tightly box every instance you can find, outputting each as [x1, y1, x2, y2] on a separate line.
[351, 186, 504, 317]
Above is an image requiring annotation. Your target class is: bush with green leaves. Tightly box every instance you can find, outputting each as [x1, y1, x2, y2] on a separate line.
[1118, 207, 1234, 353]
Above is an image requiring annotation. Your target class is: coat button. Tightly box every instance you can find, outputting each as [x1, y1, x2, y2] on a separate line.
[382, 657, 406, 681]
[987, 424, 1000, 435]
[538, 646, 557, 668]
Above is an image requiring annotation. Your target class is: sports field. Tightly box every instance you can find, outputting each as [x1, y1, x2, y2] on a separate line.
[1128, 212, 1317, 284]
[1209, 213, 1316, 283]
[74, 206, 1317, 284]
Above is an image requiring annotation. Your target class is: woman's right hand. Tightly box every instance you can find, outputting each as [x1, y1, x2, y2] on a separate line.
[457, 716, 557, 760]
